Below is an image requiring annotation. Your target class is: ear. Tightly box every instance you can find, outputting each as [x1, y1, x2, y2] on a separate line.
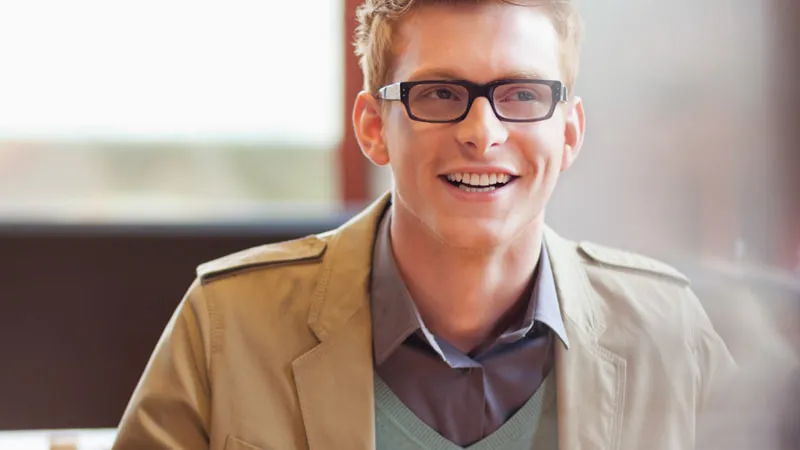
[561, 96, 585, 172]
[353, 91, 389, 166]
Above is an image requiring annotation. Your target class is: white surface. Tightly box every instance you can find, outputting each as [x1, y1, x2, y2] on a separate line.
[0, 429, 116, 450]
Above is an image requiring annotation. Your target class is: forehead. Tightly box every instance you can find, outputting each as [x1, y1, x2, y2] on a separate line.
[391, 3, 562, 84]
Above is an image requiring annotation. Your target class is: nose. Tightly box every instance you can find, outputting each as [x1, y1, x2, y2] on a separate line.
[455, 97, 509, 154]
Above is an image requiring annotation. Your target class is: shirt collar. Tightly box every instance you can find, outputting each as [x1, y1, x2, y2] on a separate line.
[369, 207, 435, 365]
[369, 207, 569, 366]
[532, 243, 569, 347]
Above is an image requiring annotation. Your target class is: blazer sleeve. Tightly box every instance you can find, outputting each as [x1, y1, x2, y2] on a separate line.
[112, 279, 213, 450]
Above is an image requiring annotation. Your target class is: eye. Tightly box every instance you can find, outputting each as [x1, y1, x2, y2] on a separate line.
[420, 86, 461, 101]
[506, 89, 538, 102]
[434, 89, 454, 99]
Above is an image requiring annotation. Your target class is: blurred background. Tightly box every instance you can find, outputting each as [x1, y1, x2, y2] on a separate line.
[0, 0, 797, 447]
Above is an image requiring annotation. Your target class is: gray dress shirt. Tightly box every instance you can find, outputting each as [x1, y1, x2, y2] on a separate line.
[370, 208, 569, 446]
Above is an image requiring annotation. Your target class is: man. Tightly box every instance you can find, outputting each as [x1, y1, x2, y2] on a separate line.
[113, 1, 735, 449]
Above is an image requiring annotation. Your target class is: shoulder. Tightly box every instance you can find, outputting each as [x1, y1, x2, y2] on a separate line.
[575, 240, 722, 349]
[185, 234, 335, 361]
[196, 233, 330, 283]
[569, 239, 702, 331]
[576, 240, 690, 286]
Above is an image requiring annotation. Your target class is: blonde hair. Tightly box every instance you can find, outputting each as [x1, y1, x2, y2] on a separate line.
[354, 0, 583, 94]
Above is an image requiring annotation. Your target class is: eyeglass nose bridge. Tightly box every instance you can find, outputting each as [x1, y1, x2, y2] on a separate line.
[460, 82, 502, 120]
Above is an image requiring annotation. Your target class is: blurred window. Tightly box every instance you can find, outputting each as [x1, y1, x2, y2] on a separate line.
[0, 0, 343, 223]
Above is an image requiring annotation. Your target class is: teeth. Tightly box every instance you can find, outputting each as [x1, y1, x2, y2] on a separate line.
[445, 172, 514, 187]
[459, 185, 496, 193]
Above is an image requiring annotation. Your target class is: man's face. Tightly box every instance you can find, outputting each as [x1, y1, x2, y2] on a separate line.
[358, 2, 584, 251]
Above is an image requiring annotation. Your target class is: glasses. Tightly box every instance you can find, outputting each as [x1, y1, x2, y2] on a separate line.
[376, 79, 568, 123]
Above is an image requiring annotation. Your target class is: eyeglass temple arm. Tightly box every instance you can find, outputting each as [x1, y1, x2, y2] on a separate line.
[377, 83, 402, 100]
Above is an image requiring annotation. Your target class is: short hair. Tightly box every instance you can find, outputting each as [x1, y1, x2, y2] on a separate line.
[354, 0, 583, 95]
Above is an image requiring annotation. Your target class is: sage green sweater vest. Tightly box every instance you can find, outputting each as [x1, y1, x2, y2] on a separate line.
[374, 373, 558, 450]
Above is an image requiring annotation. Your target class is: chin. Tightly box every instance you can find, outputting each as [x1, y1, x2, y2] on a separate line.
[432, 221, 508, 253]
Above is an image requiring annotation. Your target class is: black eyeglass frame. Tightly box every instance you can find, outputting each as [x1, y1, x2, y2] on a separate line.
[376, 78, 569, 123]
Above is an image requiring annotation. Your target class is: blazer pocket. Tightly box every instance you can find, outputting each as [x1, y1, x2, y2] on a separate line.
[224, 435, 268, 450]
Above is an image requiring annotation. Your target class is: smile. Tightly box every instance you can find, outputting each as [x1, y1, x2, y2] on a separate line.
[441, 172, 518, 193]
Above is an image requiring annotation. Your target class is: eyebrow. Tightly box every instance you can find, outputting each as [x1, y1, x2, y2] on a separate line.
[406, 68, 549, 82]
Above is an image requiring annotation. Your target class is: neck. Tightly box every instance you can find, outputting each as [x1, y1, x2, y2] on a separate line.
[389, 207, 544, 353]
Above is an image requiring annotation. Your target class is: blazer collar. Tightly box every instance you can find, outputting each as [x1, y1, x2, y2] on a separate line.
[307, 193, 390, 341]
[543, 226, 606, 340]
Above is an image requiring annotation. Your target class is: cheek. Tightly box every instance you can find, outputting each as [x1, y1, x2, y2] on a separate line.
[512, 127, 564, 168]
[383, 113, 412, 168]
[384, 132, 427, 191]
[386, 120, 448, 175]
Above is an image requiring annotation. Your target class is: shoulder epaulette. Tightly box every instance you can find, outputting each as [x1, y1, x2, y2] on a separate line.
[578, 241, 689, 285]
[196, 235, 327, 282]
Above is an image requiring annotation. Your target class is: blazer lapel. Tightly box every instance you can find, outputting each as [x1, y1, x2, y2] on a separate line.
[291, 194, 391, 450]
[554, 325, 626, 450]
[292, 305, 375, 450]
[544, 228, 626, 450]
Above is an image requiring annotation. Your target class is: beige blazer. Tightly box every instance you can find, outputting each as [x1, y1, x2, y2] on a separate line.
[112, 194, 735, 450]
